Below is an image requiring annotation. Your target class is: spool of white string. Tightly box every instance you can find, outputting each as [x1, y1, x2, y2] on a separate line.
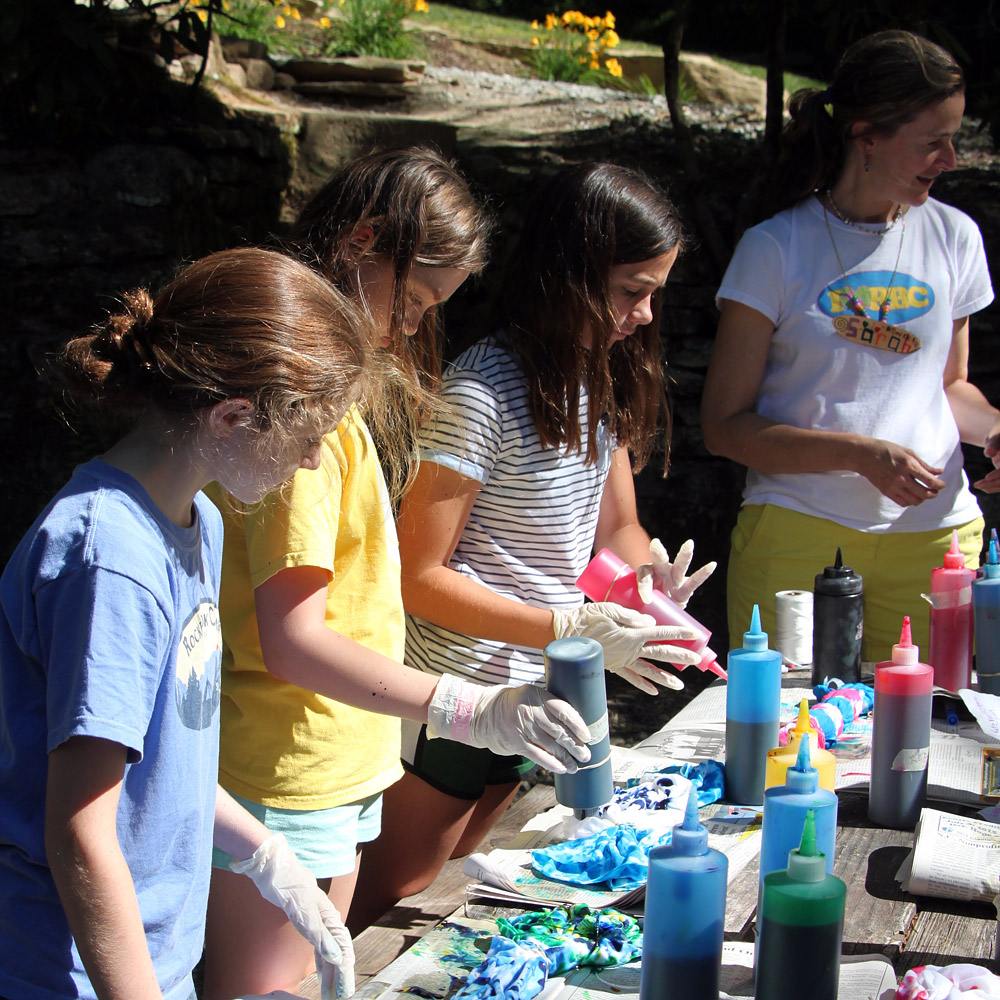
[774, 590, 813, 666]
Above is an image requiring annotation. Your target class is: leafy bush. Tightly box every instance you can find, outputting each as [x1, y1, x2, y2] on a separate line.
[529, 9, 623, 87]
[321, 0, 429, 59]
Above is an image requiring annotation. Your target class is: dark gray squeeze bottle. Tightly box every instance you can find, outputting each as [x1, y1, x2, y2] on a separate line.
[811, 548, 863, 684]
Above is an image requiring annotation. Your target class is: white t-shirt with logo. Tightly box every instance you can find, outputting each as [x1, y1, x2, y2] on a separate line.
[717, 195, 993, 533]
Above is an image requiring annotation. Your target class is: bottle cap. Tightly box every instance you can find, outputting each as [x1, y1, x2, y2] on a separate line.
[783, 727, 819, 794]
[669, 788, 708, 856]
[943, 528, 965, 570]
[891, 615, 919, 665]
[742, 604, 769, 652]
[986, 538, 1000, 580]
[815, 547, 863, 596]
[785, 809, 826, 883]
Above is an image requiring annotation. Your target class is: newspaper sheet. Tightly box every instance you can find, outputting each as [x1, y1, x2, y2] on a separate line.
[463, 801, 762, 910]
[896, 806, 1000, 904]
[346, 918, 897, 1000]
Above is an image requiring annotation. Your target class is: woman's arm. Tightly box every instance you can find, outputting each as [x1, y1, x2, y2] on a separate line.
[397, 460, 557, 648]
[701, 299, 945, 506]
[943, 317, 1000, 493]
[45, 736, 163, 1000]
[254, 565, 440, 720]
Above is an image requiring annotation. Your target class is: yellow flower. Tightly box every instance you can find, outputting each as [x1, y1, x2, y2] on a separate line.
[531, 18, 539, 28]
[603, 28, 619, 47]
[605, 57, 623, 77]
[291, 6, 301, 18]
[545, 12, 558, 29]
[275, 14, 285, 27]
[222, 0, 230, 10]
[283, 4, 291, 14]
[604, 10, 615, 28]
[319, 15, 331, 27]
[196, 8, 208, 20]
[590, 57, 600, 69]
[586, 28, 599, 40]
[413, 0, 429, 12]
[531, 36, 539, 46]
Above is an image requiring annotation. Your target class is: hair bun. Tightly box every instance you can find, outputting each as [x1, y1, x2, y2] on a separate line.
[104, 288, 157, 372]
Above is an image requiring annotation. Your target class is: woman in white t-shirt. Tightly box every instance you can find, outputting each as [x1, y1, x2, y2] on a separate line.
[701, 30, 1000, 659]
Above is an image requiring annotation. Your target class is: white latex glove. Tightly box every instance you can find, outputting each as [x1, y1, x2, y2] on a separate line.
[636, 538, 717, 608]
[230, 833, 355, 1000]
[552, 601, 699, 695]
[426, 673, 592, 773]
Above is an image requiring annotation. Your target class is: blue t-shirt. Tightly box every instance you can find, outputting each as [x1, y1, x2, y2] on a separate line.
[0, 459, 223, 1000]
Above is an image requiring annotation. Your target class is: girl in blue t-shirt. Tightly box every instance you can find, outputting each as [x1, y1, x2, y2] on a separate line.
[0, 248, 370, 1000]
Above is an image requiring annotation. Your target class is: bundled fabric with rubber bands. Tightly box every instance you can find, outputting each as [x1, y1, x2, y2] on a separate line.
[532, 823, 661, 892]
[453, 905, 641, 1000]
[779, 681, 874, 749]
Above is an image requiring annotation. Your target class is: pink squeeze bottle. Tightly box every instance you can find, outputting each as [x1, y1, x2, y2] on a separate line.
[576, 548, 727, 679]
[928, 529, 975, 692]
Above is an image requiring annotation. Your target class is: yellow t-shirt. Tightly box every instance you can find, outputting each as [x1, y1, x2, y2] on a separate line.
[209, 409, 405, 809]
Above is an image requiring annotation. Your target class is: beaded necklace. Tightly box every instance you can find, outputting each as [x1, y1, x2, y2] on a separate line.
[824, 188, 903, 236]
[823, 204, 905, 322]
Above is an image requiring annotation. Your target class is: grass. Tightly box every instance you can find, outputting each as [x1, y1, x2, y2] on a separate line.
[715, 55, 825, 95]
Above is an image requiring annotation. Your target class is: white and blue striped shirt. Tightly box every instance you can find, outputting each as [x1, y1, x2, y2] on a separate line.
[405, 334, 613, 686]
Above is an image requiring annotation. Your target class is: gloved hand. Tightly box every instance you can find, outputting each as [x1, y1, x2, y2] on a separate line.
[229, 833, 355, 1000]
[636, 538, 717, 608]
[427, 673, 592, 773]
[552, 601, 699, 695]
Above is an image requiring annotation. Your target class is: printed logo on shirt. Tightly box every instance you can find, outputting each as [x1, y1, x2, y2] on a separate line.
[818, 270, 934, 325]
[174, 600, 222, 730]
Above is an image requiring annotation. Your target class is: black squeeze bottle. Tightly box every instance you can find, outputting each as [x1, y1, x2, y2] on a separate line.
[811, 548, 863, 684]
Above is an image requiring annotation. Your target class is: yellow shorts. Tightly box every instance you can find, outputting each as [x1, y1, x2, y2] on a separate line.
[727, 504, 983, 664]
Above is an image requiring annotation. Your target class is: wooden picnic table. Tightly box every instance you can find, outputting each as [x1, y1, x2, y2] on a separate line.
[299, 669, 998, 998]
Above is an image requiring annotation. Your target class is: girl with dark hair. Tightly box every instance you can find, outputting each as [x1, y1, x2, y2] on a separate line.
[202, 150, 595, 1000]
[0, 248, 369, 1000]
[349, 160, 715, 931]
[702, 30, 999, 660]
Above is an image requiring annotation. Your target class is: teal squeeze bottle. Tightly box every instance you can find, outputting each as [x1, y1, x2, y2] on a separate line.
[640, 792, 728, 1000]
[724, 605, 782, 805]
[755, 810, 846, 1000]
[760, 738, 838, 889]
[974, 538, 1000, 695]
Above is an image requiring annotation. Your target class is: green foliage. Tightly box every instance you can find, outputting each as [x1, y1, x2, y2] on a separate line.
[212, 0, 290, 48]
[529, 10, 623, 88]
[321, 0, 427, 60]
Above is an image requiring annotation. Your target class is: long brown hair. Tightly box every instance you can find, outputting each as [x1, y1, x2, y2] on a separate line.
[504, 162, 682, 474]
[55, 248, 369, 460]
[289, 147, 492, 496]
[769, 30, 964, 214]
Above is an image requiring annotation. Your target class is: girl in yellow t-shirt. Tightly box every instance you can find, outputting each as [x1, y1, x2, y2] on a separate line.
[202, 150, 612, 1000]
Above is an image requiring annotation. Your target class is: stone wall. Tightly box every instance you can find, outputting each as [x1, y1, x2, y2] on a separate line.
[3, 92, 1000, 652]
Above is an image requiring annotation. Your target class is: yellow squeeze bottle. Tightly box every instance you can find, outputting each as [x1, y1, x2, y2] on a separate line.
[764, 699, 836, 792]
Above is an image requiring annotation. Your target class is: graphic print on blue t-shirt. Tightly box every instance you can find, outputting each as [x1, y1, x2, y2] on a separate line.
[174, 600, 222, 730]
[818, 270, 935, 325]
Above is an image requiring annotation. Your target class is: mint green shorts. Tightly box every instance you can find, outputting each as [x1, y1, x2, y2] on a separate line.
[212, 789, 383, 879]
[727, 503, 983, 662]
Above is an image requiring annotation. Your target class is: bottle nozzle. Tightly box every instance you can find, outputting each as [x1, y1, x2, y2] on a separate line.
[793, 698, 810, 737]
[784, 722, 818, 793]
[985, 537, 1000, 579]
[785, 809, 827, 883]
[742, 603, 768, 651]
[669, 789, 708, 856]
[943, 528, 965, 569]
[794, 732, 812, 772]
[889, 614, 919, 665]
[834, 547, 843, 570]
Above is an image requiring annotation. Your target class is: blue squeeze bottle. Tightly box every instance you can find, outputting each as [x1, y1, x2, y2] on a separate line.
[974, 537, 1000, 695]
[760, 737, 838, 889]
[725, 605, 782, 805]
[640, 792, 728, 1000]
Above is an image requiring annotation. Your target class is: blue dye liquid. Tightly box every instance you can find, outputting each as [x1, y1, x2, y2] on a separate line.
[725, 718, 777, 805]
